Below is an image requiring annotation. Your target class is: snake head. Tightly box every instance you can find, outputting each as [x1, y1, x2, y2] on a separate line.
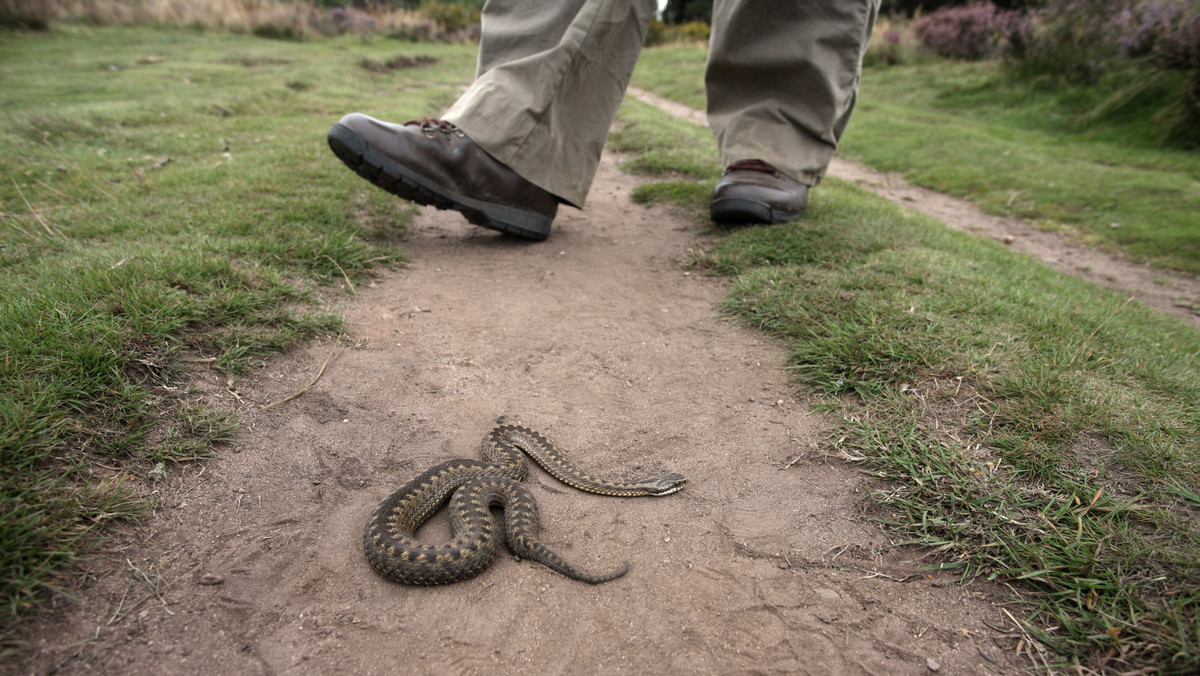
[649, 473, 686, 495]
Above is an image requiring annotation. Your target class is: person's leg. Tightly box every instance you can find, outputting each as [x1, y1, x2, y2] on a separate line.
[444, 0, 657, 208]
[472, 0, 589, 78]
[706, 0, 879, 223]
[328, 0, 654, 241]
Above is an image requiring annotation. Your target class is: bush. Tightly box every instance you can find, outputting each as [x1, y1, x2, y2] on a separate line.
[0, 9, 48, 31]
[329, 6, 376, 35]
[1113, 1, 1200, 68]
[1003, 0, 1200, 148]
[913, 3, 1008, 60]
[644, 19, 709, 46]
[676, 20, 710, 43]
[1109, 1, 1200, 146]
[417, 1, 477, 33]
[882, 0, 1042, 16]
[1005, 1, 1115, 83]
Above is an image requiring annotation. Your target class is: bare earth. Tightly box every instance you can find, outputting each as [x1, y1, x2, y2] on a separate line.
[19, 90, 1194, 675]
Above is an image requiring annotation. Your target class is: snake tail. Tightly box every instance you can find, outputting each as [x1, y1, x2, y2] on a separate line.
[501, 486, 631, 584]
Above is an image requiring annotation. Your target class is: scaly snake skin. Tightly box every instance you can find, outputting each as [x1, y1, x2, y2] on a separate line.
[363, 424, 686, 585]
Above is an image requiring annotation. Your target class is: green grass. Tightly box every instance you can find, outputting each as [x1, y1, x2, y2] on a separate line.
[0, 25, 479, 632]
[612, 96, 1200, 672]
[630, 45, 1200, 275]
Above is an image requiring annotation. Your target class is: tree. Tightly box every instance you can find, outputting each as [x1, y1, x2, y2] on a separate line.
[662, 0, 712, 24]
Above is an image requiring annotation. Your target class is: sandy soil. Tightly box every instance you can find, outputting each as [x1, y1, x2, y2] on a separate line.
[26, 88, 1198, 674]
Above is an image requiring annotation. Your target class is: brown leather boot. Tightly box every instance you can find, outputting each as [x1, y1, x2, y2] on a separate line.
[710, 159, 809, 224]
[328, 113, 558, 241]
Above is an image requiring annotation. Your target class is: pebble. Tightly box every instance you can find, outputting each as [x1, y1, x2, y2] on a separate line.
[198, 573, 224, 586]
[926, 657, 941, 672]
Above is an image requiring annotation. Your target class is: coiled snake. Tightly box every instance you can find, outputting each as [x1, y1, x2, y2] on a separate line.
[363, 424, 686, 585]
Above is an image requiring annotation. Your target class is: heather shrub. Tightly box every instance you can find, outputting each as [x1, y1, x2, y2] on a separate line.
[1113, 0, 1200, 70]
[1012, 1, 1197, 79]
[882, 0, 1039, 16]
[1157, 14, 1200, 70]
[1110, 1, 1200, 147]
[1005, 0, 1116, 83]
[912, 3, 1005, 60]
[329, 6, 376, 35]
[1007, 0, 1200, 147]
[989, 7, 1033, 59]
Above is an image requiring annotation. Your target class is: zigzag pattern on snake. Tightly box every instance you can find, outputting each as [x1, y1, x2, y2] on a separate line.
[363, 424, 686, 585]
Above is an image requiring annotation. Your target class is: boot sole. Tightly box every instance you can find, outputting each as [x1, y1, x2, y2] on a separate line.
[710, 197, 803, 225]
[327, 123, 551, 241]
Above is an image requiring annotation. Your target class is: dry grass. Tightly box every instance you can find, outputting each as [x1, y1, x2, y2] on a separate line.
[0, 0, 477, 42]
[865, 14, 926, 67]
[644, 19, 710, 47]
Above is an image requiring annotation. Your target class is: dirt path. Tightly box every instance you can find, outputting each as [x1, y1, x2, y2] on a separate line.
[12, 146, 1026, 674]
[628, 87, 1200, 330]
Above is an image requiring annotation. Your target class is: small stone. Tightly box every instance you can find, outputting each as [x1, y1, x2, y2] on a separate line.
[147, 462, 166, 483]
[198, 573, 224, 586]
[1002, 235, 1016, 245]
[926, 657, 941, 672]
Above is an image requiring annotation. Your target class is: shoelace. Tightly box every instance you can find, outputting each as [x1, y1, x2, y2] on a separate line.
[726, 159, 779, 174]
[405, 117, 466, 139]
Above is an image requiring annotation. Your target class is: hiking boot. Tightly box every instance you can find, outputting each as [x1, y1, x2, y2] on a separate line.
[710, 159, 809, 224]
[328, 113, 557, 241]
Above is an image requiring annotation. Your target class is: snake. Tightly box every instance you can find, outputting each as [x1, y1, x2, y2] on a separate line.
[363, 424, 686, 585]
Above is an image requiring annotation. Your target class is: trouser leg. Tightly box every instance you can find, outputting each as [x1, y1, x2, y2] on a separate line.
[706, 0, 880, 187]
[444, 0, 657, 207]
[472, 0, 588, 76]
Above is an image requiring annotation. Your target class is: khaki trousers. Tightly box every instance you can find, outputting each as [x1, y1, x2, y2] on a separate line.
[444, 0, 879, 208]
